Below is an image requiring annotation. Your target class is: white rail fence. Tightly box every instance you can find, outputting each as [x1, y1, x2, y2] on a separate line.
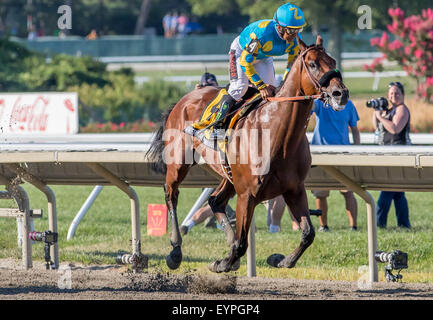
[134, 71, 408, 91]
[1, 134, 433, 282]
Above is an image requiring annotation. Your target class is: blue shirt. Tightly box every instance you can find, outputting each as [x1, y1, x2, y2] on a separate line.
[311, 99, 359, 145]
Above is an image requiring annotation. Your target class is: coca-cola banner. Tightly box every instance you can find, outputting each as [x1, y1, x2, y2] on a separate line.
[0, 92, 78, 135]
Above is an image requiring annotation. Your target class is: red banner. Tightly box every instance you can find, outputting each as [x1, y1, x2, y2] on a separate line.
[147, 204, 167, 236]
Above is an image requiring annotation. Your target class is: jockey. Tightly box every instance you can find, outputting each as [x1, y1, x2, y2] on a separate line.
[187, 3, 306, 140]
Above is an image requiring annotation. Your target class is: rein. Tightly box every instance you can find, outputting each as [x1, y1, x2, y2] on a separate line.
[268, 43, 342, 103]
[268, 95, 321, 102]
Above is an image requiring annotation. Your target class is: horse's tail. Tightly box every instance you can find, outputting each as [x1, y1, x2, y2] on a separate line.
[146, 105, 175, 174]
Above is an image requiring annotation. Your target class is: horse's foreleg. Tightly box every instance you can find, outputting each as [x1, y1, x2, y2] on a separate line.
[164, 183, 183, 270]
[268, 186, 315, 268]
[209, 194, 255, 273]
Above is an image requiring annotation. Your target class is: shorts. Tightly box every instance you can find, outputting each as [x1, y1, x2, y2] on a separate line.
[311, 190, 351, 198]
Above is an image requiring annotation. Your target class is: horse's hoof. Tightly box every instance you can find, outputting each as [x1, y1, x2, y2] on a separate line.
[208, 260, 231, 273]
[166, 247, 182, 270]
[208, 261, 222, 273]
[166, 254, 182, 270]
[266, 254, 285, 268]
[231, 259, 241, 271]
[277, 256, 297, 269]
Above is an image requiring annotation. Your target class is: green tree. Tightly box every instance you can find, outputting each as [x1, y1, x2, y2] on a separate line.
[187, 0, 433, 70]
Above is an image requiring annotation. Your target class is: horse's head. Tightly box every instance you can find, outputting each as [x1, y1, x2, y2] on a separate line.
[297, 34, 349, 111]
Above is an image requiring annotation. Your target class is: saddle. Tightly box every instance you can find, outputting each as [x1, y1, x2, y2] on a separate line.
[184, 86, 263, 153]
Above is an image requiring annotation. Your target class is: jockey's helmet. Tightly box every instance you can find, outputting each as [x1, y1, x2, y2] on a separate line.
[273, 3, 306, 29]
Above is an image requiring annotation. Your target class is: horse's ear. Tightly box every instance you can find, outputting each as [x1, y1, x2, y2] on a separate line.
[297, 34, 307, 52]
[316, 34, 324, 48]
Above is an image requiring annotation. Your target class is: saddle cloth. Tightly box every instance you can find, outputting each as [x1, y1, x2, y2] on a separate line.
[184, 88, 262, 153]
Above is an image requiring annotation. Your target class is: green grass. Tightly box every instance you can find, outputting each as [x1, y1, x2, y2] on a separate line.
[1, 185, 432, 282]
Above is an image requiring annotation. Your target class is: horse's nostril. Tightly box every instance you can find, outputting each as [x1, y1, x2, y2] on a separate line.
[332, 91, 342, 97]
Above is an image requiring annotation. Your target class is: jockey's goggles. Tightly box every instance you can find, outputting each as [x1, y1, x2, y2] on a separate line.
[282, 27, 303, 35]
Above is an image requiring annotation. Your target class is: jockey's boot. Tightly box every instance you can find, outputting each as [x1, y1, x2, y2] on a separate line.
[209, 93, 236, 140]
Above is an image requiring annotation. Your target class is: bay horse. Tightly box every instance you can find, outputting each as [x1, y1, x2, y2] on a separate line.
[147, 35, 349, 273]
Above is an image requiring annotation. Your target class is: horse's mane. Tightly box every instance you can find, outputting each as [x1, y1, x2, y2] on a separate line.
[247, 43, 320, 118]
[277, 43, 317, 92]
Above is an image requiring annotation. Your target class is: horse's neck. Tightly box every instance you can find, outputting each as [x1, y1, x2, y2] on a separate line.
[270, 63, 313, 156]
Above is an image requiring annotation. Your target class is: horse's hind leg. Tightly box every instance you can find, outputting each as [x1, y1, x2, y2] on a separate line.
[164, 164, 191, 270]
[208, 179, 236, 246]
[209, 193, 256, 273]
[267, 185, 315, 268]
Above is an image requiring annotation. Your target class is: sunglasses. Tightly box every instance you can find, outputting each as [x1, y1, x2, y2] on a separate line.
[389, 81, 405, 94]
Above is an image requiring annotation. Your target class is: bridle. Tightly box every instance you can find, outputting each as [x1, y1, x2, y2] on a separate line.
[268, 43, 342, 103]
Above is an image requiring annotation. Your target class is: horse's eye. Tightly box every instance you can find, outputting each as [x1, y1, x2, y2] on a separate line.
[309, 62, 316, 68]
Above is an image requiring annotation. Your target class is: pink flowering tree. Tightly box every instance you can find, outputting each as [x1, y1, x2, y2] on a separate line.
[364, 7, 433, 103]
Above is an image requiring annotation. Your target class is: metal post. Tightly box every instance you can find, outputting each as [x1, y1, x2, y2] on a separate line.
[67, 185, 104, 240]
[17, 217, 35, 247]
[180, 188, 215, 226]
[20, 191, 32, 269]
[0, 175, 32, 269]
[247, 215, 256, 277]
[85, 163, 141, 260]
[319, 165, 378, 282]
[4, 164, 59, 269]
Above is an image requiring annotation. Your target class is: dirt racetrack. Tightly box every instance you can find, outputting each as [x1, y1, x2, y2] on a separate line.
[1, 258, 433, 301]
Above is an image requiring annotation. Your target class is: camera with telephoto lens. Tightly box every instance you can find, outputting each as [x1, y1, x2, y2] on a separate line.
[366, 97, 388, 111]
[375, 250, 408, 282]
[29, 231, 58, 244]
[29, 231, 58, 270]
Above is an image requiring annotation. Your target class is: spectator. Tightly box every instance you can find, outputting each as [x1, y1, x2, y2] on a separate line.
[180, 201, 236, 235]
[86, 29, 98, 40]
[267, 196, 300, 232]
[170, 11, 179, 37]
[27, 26, 38, 41]
[311, 98, 361, 232]
[267, 196, 323, 232]
[162, 12, 172, 38]
[37, 21, 45, 37]
[180, 194, 294, 235]
[372, 81, 411, 229]
[177, 13, 189, 37]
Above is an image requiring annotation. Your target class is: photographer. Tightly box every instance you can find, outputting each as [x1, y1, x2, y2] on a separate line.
[310, 98, 360, 232]
[371, 81, 411, 228]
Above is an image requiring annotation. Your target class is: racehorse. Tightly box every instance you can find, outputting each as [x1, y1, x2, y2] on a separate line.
[147, 35, 349, 273]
